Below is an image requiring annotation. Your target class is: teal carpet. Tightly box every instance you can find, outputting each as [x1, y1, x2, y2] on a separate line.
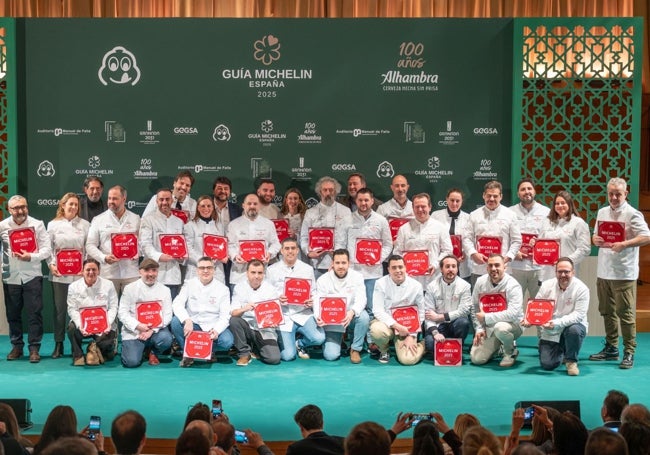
[1, 335, 648, 441]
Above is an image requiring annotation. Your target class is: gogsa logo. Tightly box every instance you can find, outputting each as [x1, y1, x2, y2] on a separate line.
[331, 164, 356, 171]
[473, 127, 498, 136]
[98, 46, 141, 86]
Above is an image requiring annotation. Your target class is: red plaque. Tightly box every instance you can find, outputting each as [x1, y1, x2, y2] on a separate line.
[355, 238, 382, 265]
[171, 209, 189, 224]
[450, 235, 462, 258]
[533, 239, 560, 266]
[203, 234, 228, 261]
[272, 219, 290, 242]
[8, 227, 37, 254]
[598, 221, 626, 245]
[136, 301, 163, 329]
[525, 299, 555, 325]
[56, 249, 83, 275]
[434, 338, 463, 366]
[391, 305, 421, 333]
[403, 250, 429, 276]
[476, 236, 502, 256]
[111, 232, 138, 259]
[388, 218, 410, 242]
[239, 240, 266, 262]
[160, 234, 187, 258]
[520, 233, 537, 257]
[479, 292, 507, 313]
[80, 306, 108, 335]
[308, 227, 334, 252]
[319, 297, 347, 324]
[183, 331, 213, 360]
[254, 300, 284, 328]
[284, 278, 311, 305]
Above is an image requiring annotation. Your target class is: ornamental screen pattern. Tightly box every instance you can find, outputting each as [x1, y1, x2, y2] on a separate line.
[0, 26, 7, 220]
[514, 19, 642, 229]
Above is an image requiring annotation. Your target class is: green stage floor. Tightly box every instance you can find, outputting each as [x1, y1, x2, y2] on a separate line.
[1, 335, 647, 441]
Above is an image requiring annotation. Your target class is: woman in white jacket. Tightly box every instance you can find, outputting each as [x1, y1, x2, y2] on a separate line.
[183, 195, 226, 283]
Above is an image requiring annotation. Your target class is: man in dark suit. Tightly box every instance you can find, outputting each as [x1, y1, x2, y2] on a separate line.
[286, 404, 344, 455]
[336, 172, 381, 212]
[213, 176, 243, 289]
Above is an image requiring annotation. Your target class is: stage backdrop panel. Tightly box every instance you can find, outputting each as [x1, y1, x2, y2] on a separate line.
[20, 18, 512, 219]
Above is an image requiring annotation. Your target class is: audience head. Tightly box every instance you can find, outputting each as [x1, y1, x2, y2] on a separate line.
[461, 425, 501, 455]
[585, 427, 628, 455]
[622, 403, 650, 425]
[344, 421, 390, 455]
[33, 405, 78, 455]
[0, 403, 22, 439]
[212, 421, 236, 453]
[175, 427, 210, 455]
[603, 390, 630, 422]
[184, 420, 216, 446]
[294, 404, 324, 432]
[40, 437, 97, 455]
[411, 419, 444, 455]
[183, 403, 211, 430]
[452, 413, 480, 439]
[551, 411, 588, 455]
[511, 444, 544, 455]
[111, 410, 147, 455]
[619, 420, 650, 455]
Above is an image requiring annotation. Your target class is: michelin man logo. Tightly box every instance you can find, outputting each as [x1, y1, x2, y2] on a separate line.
[213, 124, 231, 142]
[376, 161, 395, 178]
[37, 160, 56, 177]
[98, 46, 141, 86]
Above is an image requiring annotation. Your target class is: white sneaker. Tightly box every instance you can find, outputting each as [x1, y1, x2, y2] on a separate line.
[499, 354, 515, 367]
[566, 361, 580, 376]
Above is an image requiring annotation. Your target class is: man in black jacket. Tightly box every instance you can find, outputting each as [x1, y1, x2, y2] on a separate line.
[286, 404, 344, 455]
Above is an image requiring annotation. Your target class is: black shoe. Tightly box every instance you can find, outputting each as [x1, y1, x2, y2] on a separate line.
[620, 353, 634, 369]
[589, 343, 619, 361]
[51, 342, 64, 359]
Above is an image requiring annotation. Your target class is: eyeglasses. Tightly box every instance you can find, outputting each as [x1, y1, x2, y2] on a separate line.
[8, 205, 27, 211]
[197, 266, 215, 271]
[556, 270, 572, 275]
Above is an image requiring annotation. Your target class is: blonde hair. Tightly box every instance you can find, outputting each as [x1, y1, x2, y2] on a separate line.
[453, 413, 481, 439]
[462, 426, 502, 455]
[54, 193, 80, 220]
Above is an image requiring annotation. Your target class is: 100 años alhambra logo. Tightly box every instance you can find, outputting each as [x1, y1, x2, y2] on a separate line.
[380, 42, 438, 92]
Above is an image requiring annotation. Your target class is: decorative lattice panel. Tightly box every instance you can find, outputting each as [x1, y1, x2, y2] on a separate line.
[515, 20, 642, 229]
[0, 27, 7, 220]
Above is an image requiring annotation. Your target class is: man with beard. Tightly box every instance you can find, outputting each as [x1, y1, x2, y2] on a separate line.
[522, 257, 588, 376]
[78, 176, 106, 222]
[143, 170, 197, 221]
[140, 188, 185, 299]
[212, 176, 243, 290]
[337, 173, 381, 212]
[1, 195, 52, 362]
[86, 185, 141, 297]
[300, 176, 352, 278]
[256, 178, 281, 220]
[226, 193, 281, 288]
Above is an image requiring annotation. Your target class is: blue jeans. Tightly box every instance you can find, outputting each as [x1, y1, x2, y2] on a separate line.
[323, 310, 370, 361]
[279, 317, 325, 361]
[364, 279, 377, 319]
[539, 323, 586, 370]
[171, 316, 234, 353]
[424, 317, 471, 352]
[121, 328, 173, 368]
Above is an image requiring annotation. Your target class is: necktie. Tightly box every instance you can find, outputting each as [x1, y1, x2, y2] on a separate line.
[175, 200, 182, 210]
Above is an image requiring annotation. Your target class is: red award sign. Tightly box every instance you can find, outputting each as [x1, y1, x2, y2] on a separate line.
[308, 227, 334, 252]
[319, 297, 347, 324]
[403, 250, 429, 276]
[111, 232, 138, 259]
[434, 338, 463, 366]
[183, 331, 213, 360]
[355, 238, 382, 265]
[284, 278, 311, 305]
[239, 240, 266, 262]
[8, 227, 37, 253]
[479, 292, 507, 313]
[136, 301, 163, 329]
[171, 209, 189, 224]
[80, 306, 108, 335]
[450, 235, 462, 258]
[476, 236, 502, 256]
[254, 300, 284, 328]
[520, 233, 537, 257]
[598, 221, 626, 245]
[203, 234, 228, 261]
[160, 234, 187, 258]
[388, 218, 410, 242]
[56, 249, 83, 275]
[525, 299, 555, 325]
[273, 219, 290, 242]
[391, 305, 421, 333]
[533, 239, 560, 266]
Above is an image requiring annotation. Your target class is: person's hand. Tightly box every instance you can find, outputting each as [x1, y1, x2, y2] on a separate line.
[433, 332, 445, 343]
[158, 253, 174, 263]
[390, 412, 413, 435]
[532, 405, 552, 429]
[183, 319, 193, 337]
[0, 421, 7, 435]
[393, 323, 410, 337]
[431, 412, 451, 433]
[341, 310, 355, 328]
[520, 318, 531, 328]
[511, 408, 525, 431]
[473, 331, 486, 346]
[400, 335, 419, 355]
[242, 429, 265, 449]
[471, 253, 487, 264]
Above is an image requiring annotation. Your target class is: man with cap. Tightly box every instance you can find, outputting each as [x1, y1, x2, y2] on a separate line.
[118, 258, 173, 367]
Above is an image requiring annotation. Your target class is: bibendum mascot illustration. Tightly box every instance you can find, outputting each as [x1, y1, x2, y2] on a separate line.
[376, 160, 395, 178]
[98, 46, 141, 86]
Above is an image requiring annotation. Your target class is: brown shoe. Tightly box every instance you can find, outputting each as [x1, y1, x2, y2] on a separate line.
[236, 355, 252, 366]
[86, 341, 104, 365]
[350, 350, 362, 364]
[73, 356, 86, 366]
[7, 347, 23, 360]
[29, 351, 41, 363]
[179, 357, 194, 368]
[148, 352, 160, 366]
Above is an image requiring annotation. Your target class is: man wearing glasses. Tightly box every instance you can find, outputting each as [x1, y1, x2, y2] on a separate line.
[0, 195, 52, 362]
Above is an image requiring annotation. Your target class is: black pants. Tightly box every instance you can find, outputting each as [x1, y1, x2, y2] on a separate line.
[67, 322, 117, 360]
[229, 316, 280, 365]
[3, 277, 44, 351]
